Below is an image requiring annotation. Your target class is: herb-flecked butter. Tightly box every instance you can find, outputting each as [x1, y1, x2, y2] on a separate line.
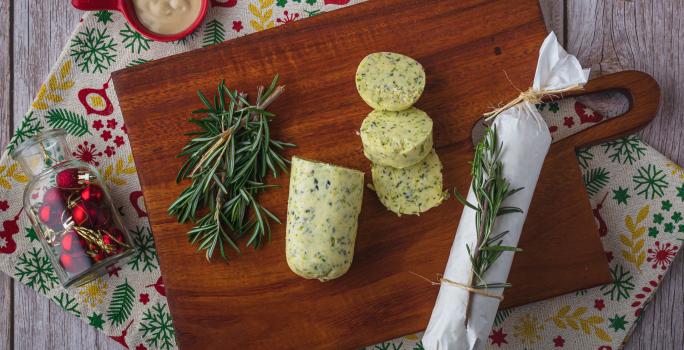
[360, 107, 433, 169]
[355, 52, 426, 111]
[371, 149, 445, 216]
[286, 157, 364, 281]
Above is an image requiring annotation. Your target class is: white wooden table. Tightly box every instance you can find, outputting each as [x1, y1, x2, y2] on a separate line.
[0, 1, 682, 349]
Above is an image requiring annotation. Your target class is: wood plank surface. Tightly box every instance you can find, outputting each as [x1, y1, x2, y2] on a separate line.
[3, 1, 120, 349]
[0, 1, 13, 350]
[111, 0, 622, 348]
[0, 0, 682, 349]
[564, 1, 684, 349]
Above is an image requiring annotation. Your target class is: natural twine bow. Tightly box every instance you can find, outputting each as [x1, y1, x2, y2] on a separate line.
[483, 83, 585, 121]
[409, 271, 504, 301]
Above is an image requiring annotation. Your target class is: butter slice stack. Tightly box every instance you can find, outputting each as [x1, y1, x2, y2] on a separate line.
[356, 52, 444, 216]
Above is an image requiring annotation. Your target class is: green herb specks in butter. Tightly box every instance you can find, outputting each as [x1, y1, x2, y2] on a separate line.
[360, 107, 433, 169]
[371, 149, 445, 216]
[356, 52, 426, 111]
[286, 157, 364, 282]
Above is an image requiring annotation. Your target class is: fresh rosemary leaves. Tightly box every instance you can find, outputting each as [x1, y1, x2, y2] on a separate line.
[454, 126, 523, 319]
[168, 75, 294, 260]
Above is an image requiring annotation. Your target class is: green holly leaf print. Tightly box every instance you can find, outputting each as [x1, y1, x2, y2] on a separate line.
[88, 312, 106, 330]
[305, 9, 322, 17]
[140, 303, 176, 350]
[277, 0, 287, 6]
[602, 135, 646, 165]
[633, 164, 668, 199]
[600, 264, 634, 301]
[14, 247, 59, 294]
[662, 200, 673, 211]
[7, 111, 43, 153]
[608, 314, 628, 332]
[120, 24, 153, 54]
[70, 27, 117, 73]
[672, 212, 683, 223]
[46, 109, 91, 137]
[128, 226, 159, 272]
[654, 213, 664, 224]
[127, 58, 151, 67]
[548, 102, 559, 113]
[584, 167, 610, 196]
[494, 308, 513, 327]
[107, 279, 135, 326]
[24, 227, 38, 242]
[648, 227, 659, 238]
[94, 10, 114, 24]
[374, 342, 403, 350]
[535, 102, 546, 111]
[677, 183, 684, 202]
[664, 222, 675, 233]
[679, 224, 684, 233]
[575, 148, 594, 169]
[203, 19, 226, 47]
[612, 186, 630, 205]
[53, 292, 80, 316]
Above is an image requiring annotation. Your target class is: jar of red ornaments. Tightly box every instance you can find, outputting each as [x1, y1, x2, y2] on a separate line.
[11, 129, 135, 287]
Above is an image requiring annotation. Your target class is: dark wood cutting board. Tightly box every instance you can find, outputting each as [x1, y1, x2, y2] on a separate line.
[111, 0, 659, 348]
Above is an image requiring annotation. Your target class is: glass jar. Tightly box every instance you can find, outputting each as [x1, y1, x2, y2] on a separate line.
[11, 129, 135, 287]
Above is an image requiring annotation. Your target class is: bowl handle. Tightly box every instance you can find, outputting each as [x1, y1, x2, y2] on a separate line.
[71, 0, 121, 11]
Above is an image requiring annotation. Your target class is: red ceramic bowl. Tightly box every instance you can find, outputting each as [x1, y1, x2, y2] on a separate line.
[71, 0, 208, 42]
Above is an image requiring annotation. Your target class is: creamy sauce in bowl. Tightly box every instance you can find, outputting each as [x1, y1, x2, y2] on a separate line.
[132, 0, 202, 35]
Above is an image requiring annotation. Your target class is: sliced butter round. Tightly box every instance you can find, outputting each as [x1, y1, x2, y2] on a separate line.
[355, 52, 426, 111]
[371, 149, 445, 216]
[360, 107, 433, 169]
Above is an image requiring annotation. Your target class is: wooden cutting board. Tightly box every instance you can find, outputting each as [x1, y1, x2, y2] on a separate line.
[111, 0, 659, 348]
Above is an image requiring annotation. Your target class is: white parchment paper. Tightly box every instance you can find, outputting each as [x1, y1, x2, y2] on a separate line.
[422, 32, 589, 350]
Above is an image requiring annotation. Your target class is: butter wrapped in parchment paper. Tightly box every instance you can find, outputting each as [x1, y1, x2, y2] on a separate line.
[422, 32, 590, 350]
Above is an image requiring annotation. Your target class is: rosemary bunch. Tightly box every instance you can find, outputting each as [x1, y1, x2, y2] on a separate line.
[454, 125, 523, 321]
[168, 75, 295, 261]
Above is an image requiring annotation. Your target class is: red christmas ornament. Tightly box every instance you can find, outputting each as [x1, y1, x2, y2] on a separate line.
[56, 168, 81, 188]
[92, 252, 106, 262]
[110, 227, 124, 242]
[37, 203, 64, 230]
[82, 202, 110, 228]
[60, 252, 92, 274]
[38, 204, 54, 224]
[95, 210, 111, 228]
[59, 253, 72, 269]
[81, 184, 104, 202]
[103, 234, 113, 246]
[71, 203, 90, 226]
[61, 230, 76, 252]
[43, 187, 64, 204]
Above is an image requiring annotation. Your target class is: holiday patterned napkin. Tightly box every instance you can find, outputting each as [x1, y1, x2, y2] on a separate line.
[0, 1, 681, 350]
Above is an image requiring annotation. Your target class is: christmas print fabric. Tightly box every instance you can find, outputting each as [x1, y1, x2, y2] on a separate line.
[0, 1, 681, 349]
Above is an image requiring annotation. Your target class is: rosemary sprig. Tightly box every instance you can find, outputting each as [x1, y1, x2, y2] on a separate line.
[168, 75, 295, 261]
[453, 125, 523, 323]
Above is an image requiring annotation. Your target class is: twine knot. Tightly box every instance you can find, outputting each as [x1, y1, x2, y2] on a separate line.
[483, 83, 585, 121]
[410, 271, 504, 301]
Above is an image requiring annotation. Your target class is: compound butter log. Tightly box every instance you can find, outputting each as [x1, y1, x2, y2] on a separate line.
[286, 156, 364, 281]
